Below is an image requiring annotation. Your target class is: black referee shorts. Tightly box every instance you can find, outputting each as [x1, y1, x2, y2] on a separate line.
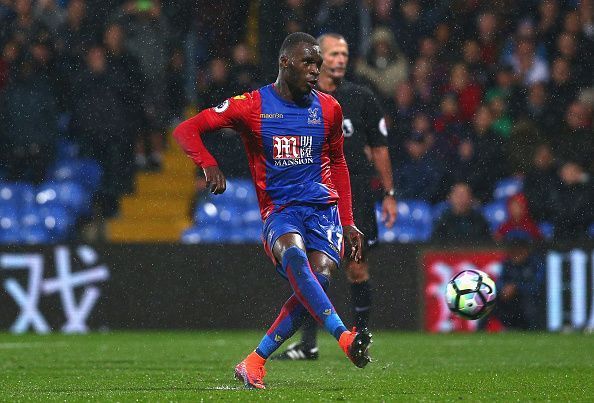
[349, 175, 379, 255]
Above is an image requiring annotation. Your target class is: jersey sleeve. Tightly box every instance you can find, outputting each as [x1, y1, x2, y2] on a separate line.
[361, 86, 388, 148]
[328, 101, 354, 226]
[172, 94, 253, 168]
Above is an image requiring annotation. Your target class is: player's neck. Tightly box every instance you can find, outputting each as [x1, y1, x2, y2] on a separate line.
[273, 78, 309, 104]
[317, 74, 339, 93]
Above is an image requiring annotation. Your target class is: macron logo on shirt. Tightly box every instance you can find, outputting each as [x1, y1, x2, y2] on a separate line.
[272, 136, 314, 166]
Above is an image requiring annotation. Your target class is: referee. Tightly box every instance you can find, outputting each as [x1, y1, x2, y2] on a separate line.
[273, 33, 397, 360]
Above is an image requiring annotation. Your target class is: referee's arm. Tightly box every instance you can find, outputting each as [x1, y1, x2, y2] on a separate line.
[362, 87, 397, 228]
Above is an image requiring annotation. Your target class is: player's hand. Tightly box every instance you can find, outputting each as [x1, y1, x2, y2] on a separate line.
[343, 225, 364, 263]
[203, 166, 226, 194]
[381, 196, 397, 228]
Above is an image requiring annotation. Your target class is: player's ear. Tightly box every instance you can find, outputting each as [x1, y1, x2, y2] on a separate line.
[279, 54, 289, 69]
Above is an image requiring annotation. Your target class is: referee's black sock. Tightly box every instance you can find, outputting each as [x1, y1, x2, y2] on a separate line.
[300, 314, 318, 350]
[351, 280, 372, 329]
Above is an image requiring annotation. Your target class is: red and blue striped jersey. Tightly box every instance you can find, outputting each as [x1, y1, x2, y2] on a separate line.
[173, 84, 354, 225]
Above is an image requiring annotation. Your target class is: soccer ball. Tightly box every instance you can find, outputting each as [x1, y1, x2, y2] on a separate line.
[445, 269, 497, 320]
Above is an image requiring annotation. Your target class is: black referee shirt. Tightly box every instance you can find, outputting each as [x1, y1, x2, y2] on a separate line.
[321, 80, 388, 177]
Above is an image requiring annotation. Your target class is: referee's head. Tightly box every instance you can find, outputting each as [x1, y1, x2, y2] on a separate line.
[317, 33, 349, 80]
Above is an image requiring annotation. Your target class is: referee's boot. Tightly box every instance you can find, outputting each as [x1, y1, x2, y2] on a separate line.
[270, 342, 319, 361]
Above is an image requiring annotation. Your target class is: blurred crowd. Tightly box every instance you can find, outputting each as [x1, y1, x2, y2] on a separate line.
[0, 0, 592, 236]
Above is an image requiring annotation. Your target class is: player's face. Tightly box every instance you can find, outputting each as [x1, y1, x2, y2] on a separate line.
[286, 43, 322, 94]
[321, 37, 349, 80]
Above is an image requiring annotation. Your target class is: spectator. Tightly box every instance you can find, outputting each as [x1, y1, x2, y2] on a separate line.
[355, 27, 408, 101]
[536, 0, 561, 57]
[519, 81, 554, 130]
[451, 105, 507, 202]
[394, 130, 443, 202]
[229, 42, 262, 94]
[0, 56, 57, 184]
[495, 235, 545, 330]
[432, 93, 465, 164]
[462, 39, 489, 87]
[488, 94, 513, 139]
[103, 22, 144, 191]
[32, 0, 65, 34]
[555, 31, 590, 87]
[392, 0, 426, 60]
[70, 46, 131, 216]
[552, 101, 593, 172]
[441, 63, 482, 122]
[410, 56, 435, 107]
[197, 57, 234, 110]
[432, 183, 491, 243]
[485, 65, 523, 120]
[509, 36, 550, 85]
[387, 81, 417, 149]
[116, 0, 171, 170]
[548, 57, 577, 109]
[494, 193, 542, 242]
[476, 11, 500, 66]
[523, 143, 558, 222]
[55, 0, 93, 68]
[548, 161, 593, 240]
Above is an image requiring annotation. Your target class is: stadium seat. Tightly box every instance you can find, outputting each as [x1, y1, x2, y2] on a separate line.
[0, 182, 36, 206]
[181, 225, 233, 244]
[55, 137, 79, 159]
[432, 201, 450, 221]
[0, 202, 20, 233]
[48, 158, 103, 192]
[538, 222, 554, 240]
[36, 181, 91, 216]
[376, 200, 432, 243]
[493, 177, 523, 200]
[482, 200, 508, 232]
[588, 223, 594, 239]
[19, 226, 51, 244]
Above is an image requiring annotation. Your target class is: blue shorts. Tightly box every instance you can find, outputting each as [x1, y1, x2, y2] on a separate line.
[262, 204, 344, 277]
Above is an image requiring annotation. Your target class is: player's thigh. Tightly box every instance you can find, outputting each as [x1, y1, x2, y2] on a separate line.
[272, 233, 306, 262]
[262, 207, 307, 265]
[303, 204, 343, 272]
[307, 250, 337, 277]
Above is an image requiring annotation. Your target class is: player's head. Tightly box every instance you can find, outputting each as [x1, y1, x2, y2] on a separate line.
[278, 32, 322, 95]
[317, 33, 349, 80]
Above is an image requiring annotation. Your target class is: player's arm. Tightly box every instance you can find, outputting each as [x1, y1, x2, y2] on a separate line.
[363, 87, 397, 228]
[329, 102, 363, 262]
[173, 96, 249, 194]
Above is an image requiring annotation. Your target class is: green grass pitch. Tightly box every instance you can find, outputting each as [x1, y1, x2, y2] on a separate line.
[1, 331, 592, 401]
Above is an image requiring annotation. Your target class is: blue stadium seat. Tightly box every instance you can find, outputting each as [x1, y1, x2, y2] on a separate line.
[19, 226, 50, 244]
[55, 137, 79, 159]
[376, 200, 432, 243]
[432, 201, 449, 221]
[48, 158, 103, 192]
[36, 181, 91, 216]
[0, 227, 21, 244]
[493, 177, 524, 200]
[0, 202, 20, 233]
[538, 221, 554, 240]
[588, 223, 594, 239]
[0, 182, 36, 205]
[482, 200, 508, 232]
[181, 225, 233, 244]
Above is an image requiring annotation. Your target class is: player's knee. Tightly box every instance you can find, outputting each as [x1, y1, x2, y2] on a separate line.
[282, 246, 308, 270]
[346, 261, 369, 283]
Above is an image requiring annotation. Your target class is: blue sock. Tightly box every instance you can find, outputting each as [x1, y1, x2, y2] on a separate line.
[254, 269, 331, 358]
[255, 294, 306, 358]
[283, 246, 347, 340]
